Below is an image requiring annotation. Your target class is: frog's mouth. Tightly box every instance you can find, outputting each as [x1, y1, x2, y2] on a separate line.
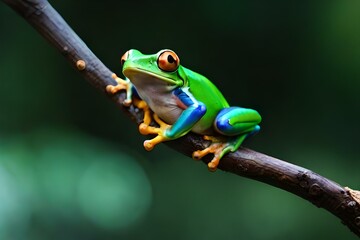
[123, 67, 177, 86]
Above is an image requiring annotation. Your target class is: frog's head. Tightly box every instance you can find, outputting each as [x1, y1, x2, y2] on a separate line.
[121, 49, 187, 90]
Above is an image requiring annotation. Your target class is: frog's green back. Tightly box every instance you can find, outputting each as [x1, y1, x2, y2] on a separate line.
[181, 66, 229, 108]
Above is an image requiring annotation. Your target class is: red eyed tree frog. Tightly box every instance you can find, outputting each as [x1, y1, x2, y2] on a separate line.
[107, 49, 261, 171]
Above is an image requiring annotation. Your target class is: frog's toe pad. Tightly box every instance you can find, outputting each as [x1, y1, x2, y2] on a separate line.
[208, 160, 220, 172]
[192, 152, 202, 161]
[144, 140, 155, 151]
[143, 134, 168, 151]
[106, 85, 120, 94]
[139, 123, 150, 135]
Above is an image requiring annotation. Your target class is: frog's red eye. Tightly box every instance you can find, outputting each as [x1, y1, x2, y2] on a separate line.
[121, 51, 129, 66]
[157, 50, 180, 72]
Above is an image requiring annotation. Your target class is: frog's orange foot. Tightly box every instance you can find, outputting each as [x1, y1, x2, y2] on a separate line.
[141, 114, 171, 151]
[132, 100, 170, 151]
[106, 73, 132, 106]
[192, 136, 230, 172]
[106, 73, 128, 93]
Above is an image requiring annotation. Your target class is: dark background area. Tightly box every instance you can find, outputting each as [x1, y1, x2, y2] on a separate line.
[0, 0, 359, 239]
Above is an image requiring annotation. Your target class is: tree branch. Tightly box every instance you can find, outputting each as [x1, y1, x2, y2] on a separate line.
[3, 0, 360, 237]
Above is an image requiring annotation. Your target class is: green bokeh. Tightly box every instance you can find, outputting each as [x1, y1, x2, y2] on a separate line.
[0, 128, 152, 239]
[0, 0, 359, 239]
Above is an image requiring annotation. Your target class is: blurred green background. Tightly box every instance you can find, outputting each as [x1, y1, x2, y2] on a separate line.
[0, 0, 359, 239]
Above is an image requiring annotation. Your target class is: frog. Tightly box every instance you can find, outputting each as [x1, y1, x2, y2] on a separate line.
[106, 49, 261, 171]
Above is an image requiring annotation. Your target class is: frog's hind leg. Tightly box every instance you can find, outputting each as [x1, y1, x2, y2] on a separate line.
[214, 107, 261, 136]
[193, 107, 261, 171]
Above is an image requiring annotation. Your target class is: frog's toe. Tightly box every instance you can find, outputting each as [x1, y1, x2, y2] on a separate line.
[143, 134, 168, 151]
[192, 140, 228, 171]
[138, 123, 149, 135]
[106, 84, 122, 94]
[192, 148, 210, 160]
[139, 124, 160, 136]
[143, 139, 155, 151]
[111, 73, 118, 80]
[208, 158, 221, 172]
[111, 73, 125, 83]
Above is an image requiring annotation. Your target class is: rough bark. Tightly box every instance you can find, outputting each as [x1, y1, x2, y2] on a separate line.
[2, 0, 360, 237]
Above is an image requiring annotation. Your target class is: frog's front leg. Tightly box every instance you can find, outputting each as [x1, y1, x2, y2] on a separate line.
[140, 88, 207, 151]
[214, 107, 261, 137]
[106, 74, 153, 133]
[106, 73, 133, 106]
[193, 107, 261, 171]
